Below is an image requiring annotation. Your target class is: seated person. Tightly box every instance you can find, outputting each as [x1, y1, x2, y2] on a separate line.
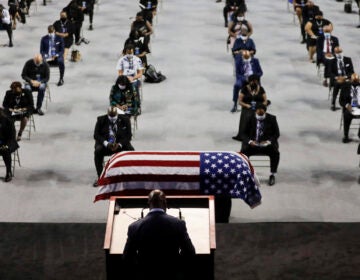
[124, 29, 150, 68]
[0, 108, 19, 182]
[232, 74, 268, 141]
[116, 44, 144, 102]
[227, 8, 253, 49]
[110, 75, 140, 116]
[93, 106, 135, 186]
[316, 25, 339, 65]
[130, 11, 153, 47]
[293, 0, 308, 42]
[305, 10, 332, 63]
[231, 28, 256, 57]
[76, 0, 95, 30]
[231, 50, 263, 112]
[2, 81, 34, 141]
[139, 0, 158, 24]
[21, 54, 50, 116]
[223, 0, 247, 27]
[327, 46, 354, 111]
[40, 25, 65, 86]
[240, 103, 280, 186]
[0, 4, 13, 47]
[301, 1, 320, 44]
[53, 11, 74, 62]
[339, 73, 360, 143]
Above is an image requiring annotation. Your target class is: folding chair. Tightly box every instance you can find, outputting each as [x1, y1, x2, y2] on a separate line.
[339, 112, 360, 130]
[12, 149, 21, 176]
[14, 114, 36, 140]
[249, 154, 271, 169]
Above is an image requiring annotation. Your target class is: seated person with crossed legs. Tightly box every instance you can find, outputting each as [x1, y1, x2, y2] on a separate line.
[21, 54, 50, 116]
[93, 106, 135, 187]
[339, 73, 360, 143]
[0, 108, 19, 182]
[2, 81, 34, 141]
[241, 103, 280, 186]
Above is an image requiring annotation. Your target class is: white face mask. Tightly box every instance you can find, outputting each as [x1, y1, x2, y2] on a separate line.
[237, 16, 244, 21]
[324, 33, 331, 38]
[243, 57, 251, 62]
[255, 114, 266, 120]
[108, 116, 118, 122]
[240, 35, 248, 40]
[118, 85, 126, 90]
[336, 53, 342, 59]
[49, 33, 55, 38]
[126, 54, 133, 59]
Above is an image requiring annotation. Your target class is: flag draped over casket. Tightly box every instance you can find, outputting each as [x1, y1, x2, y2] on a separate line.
[94, 151, 262, 208]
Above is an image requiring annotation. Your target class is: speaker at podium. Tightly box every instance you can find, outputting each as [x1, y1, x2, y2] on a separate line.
[104, 195, 216, 280]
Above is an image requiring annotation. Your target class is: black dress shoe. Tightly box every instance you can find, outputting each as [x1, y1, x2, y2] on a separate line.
[89, 24, 93, 30]
[342, 137, 352, 143]
[268, 175, 275, 186]
[57, 79, 64, 86]
[93, 179, 99, 187]
[5, 173, 12, 182]
[230, 105, 237, 113]
[300, 39, 306, 44]
[331, 105, 336, 111]
[232, 135, 242, 141]
[36, 108, 45, 115]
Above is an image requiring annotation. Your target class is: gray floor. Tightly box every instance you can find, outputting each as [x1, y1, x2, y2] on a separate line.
[0, 0, 359, 224]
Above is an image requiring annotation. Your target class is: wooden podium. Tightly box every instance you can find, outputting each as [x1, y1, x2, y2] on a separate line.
[104, 195, 216, 280]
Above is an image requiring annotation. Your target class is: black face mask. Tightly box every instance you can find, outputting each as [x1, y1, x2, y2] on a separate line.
[250, 83, 258, 90]
[60, 18, 67, 23]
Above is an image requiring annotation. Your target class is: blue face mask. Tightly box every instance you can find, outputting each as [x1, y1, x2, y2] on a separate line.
[324, 33, 331, 38]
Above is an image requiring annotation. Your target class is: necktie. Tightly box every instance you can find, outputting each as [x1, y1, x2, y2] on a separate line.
[244, 61, 250, 75]
[256, 120, 264, 142]
[326, 38, 330, 53]
[339, 59, 345, 76]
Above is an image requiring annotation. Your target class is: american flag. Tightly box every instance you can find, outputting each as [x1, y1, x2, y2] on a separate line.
[94, 151, 261, 208]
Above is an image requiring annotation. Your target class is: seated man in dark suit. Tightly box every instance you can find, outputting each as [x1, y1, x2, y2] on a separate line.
[40, 25, 65, 86]
[93, 106, 134, 186]
[327, 46, 354, 111]
[231, 28, 256, 57]
[231, 50, 263, 112]
[241, 103, 280, 186]
[0, 108, 19, 182]
[21, 54, 50, 116]
[2, 81, 34, 141]
[123, 189, 196, 280]
[53, 11, 74, 62]
[339, 73, 360, 143]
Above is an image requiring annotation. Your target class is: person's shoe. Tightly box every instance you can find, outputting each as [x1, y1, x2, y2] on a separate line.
[36, 108, 44, 116]
[89, 24, 93, 30]
[323, 80, 328, 87]
[57, 78, 64, 86]
[8, 42, 13, 47]
[230, 105, 237, 113]
[76, 40, 81, 46]
[93, 179, 99, 187]
[268, 175, 275, 186]
[331, 105, 336, 111]
[342, 136, 352, 143]
[300, 39, 306, 44]
[5, 172, 12, 182]
[232, 135, 242, 141]
[81, 38, 90, 44]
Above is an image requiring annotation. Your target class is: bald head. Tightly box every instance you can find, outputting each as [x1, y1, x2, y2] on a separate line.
[351, 73, 359, 83]
[33, 54, 43, 65]
[107, 106, 118, 117]
[242, 50, 251, 60]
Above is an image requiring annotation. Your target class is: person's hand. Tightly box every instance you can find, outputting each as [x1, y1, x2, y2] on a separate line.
[260, 141, 271, 147]
[249, 140, 258, 147]
[111, 143, 119, 151]
[347, 104, 353, 112]
[336, 76, 346, 83]
[0, 145, 9, 151]
[31, 80, 40, 88]
[127, 76, 134, 82]
[120, 105, 127, 111]
[311, 35, 317, 39]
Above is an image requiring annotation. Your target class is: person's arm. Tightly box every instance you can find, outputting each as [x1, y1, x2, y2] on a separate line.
[179, 220, 196, 257]
[269, 115, 280, 144]
[247, 21, 253, 37]
[305, 21, 315, 37]
[262, 92, 268, 107]
[238, 91, 250, 108]
[93, 117, 107, 145]
[228, 21, 236, 37]
[145, 20, 153, 36]
[21, 61, 31, 83]
[43, 63, 50, 83]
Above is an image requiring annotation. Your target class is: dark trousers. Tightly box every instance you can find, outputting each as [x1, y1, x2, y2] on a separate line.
[331, 81, 346, 107]
[84, 7, 94, 24]
[242, 145, 280, 173]
[0, 22, 13, 44]
[48, 58, 65, 79]
[73, 21, 83, 43]
[94, 144, 134, 177]
[343, 109, 360, 138]
[0, 149, 12, 175]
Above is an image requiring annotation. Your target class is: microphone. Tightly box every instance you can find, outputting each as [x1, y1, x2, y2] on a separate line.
[141, 207, 148, 219]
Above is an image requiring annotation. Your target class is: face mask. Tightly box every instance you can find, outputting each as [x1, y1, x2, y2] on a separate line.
[324, 32, 331, 38]
[118, 85, 126, 90]
[126, 54, 133, 59]
[237, 16, 244, 21]
[34, 62, 41, 66]
[60, 18, 66, 23]
[49, 33, 55, 38]
[240, 35, 248, 40]
[255, 114, 266, 120]
[243, 57, 251, 62]
[250, 83, 257, 90]
[108, 116, 117, 122]
[335, 53, 342, 59]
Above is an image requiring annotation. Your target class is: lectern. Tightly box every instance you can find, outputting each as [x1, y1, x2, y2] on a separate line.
[104, 195, 216, 280]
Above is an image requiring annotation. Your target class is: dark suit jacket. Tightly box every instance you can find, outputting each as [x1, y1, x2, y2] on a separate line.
[339, 82, 359, 110]
[232, 37, 256, 56]
[241, 113, 280, 150]
[235, 56, 263, 88]
[2, 89, 34, 116]
[316, 35, 339, 65]
[0, 113, 19, 152]
[123, 210, 196, 280]
[327, 56, 354, 82]
[93, 114, 133, 149]
[40, 34, 64, 60]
